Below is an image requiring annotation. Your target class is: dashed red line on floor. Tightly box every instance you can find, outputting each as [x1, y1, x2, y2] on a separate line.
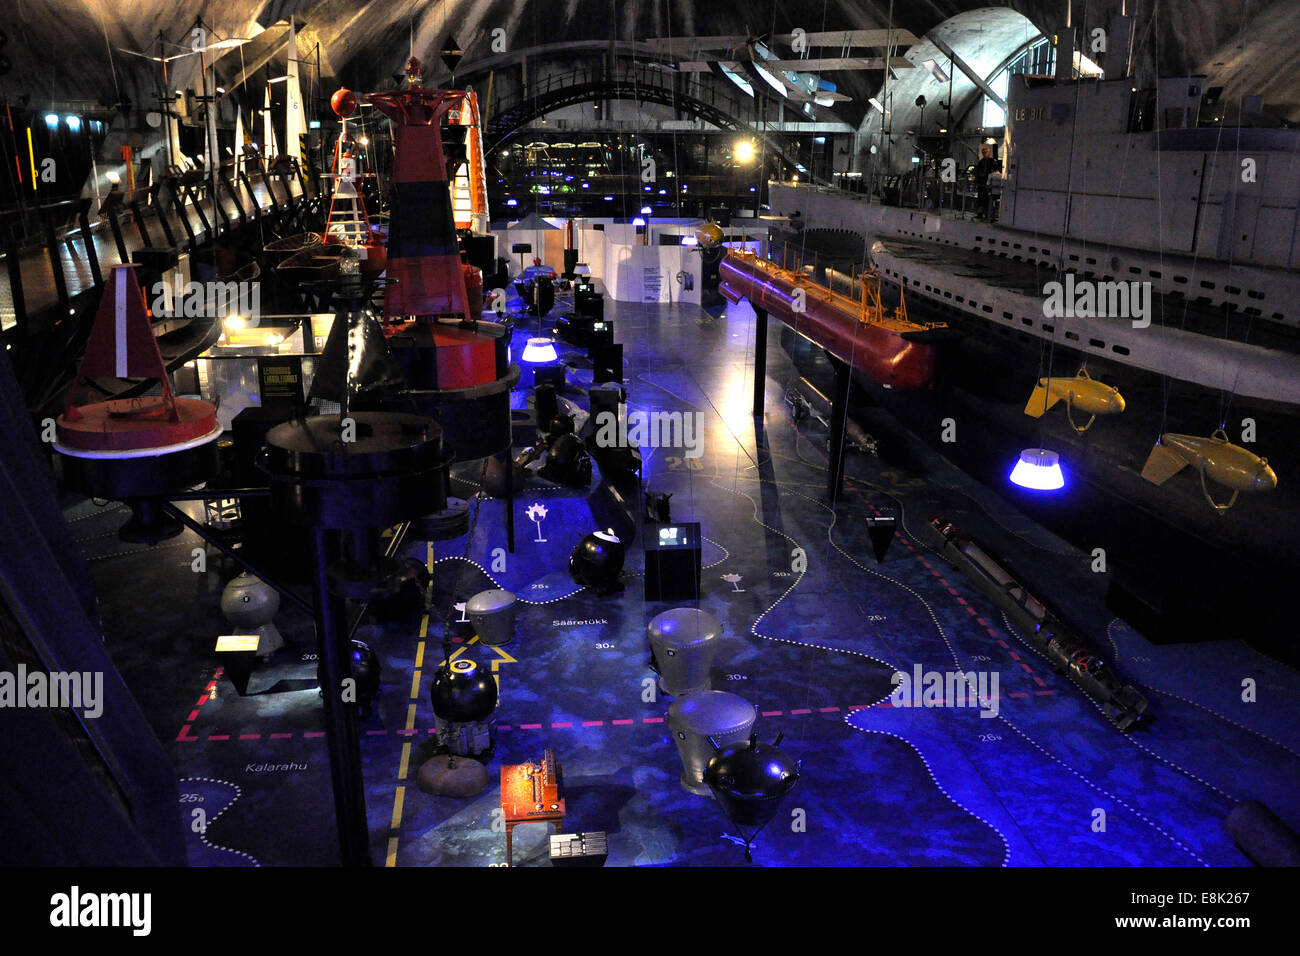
[176, 667, 223, 742]
[174, 695, 1065, 740]
[821, 455, 1062, 693]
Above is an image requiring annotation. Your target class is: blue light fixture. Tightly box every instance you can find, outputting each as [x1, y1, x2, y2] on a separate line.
[505, 198, 518, 206]
[604, 195, 614, 201]
[632, 217, 646, 227]
[521, 337, 558, 363]
[639, 205, 651, 214]
[64, 115, 81, 132]
[1009, 448, 1065, 491]
[44, 113, 59, 128]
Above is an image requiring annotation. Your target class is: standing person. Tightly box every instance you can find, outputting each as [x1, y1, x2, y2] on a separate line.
[974, 146, 1000, 220]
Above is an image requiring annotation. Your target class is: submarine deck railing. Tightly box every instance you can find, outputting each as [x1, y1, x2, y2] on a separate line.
[727, 248, 946, 333]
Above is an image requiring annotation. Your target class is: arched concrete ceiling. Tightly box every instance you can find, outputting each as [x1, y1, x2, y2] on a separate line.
[856, 7, 1043, 171]
[5, 1, 1293, 127]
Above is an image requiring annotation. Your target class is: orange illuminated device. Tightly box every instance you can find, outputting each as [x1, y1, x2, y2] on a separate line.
[500, 749, 566, 866]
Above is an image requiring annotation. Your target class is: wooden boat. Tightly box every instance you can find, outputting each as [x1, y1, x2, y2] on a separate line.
[276, 243, 344, 282]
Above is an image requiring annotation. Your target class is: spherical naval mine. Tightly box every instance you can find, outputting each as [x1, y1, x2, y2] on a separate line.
[569, 530, 626, 594]
[319, 639, 382, 718]
[704, 734, 801, 831]
[430, 658, 498, 723]
[220, 573, 280, 629]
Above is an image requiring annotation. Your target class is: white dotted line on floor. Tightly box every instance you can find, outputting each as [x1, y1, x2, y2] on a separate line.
[844, 718, 1014, 867]
[712, 476, 898, 674]
[430, 555, 585, 605]
[999, 612, 1237, 803]
[993, 714, 1209, 866]
[73, 528, 133, 544]
[66, 504, 127, 523]
[1105, 618, 1122, 664]
[731, 457, 1202, 866]
[177, 776, 260, 866]
[811, 464, 1211, 866]
[701, 536, 729, 570]
[86, 539, 197, 563]
[1104, 618, 1300, 761]
[780, 482, 961, 669]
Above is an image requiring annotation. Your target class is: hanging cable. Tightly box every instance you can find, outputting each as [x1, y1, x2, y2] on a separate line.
[1038, 1, 1091, 440]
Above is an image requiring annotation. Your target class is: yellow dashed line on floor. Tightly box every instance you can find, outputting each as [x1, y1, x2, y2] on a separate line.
[388, 548, 434, 868]
[390, 786, 405, 830]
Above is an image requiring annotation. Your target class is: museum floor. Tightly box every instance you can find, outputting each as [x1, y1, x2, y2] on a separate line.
[73, 292, 1300, 867]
